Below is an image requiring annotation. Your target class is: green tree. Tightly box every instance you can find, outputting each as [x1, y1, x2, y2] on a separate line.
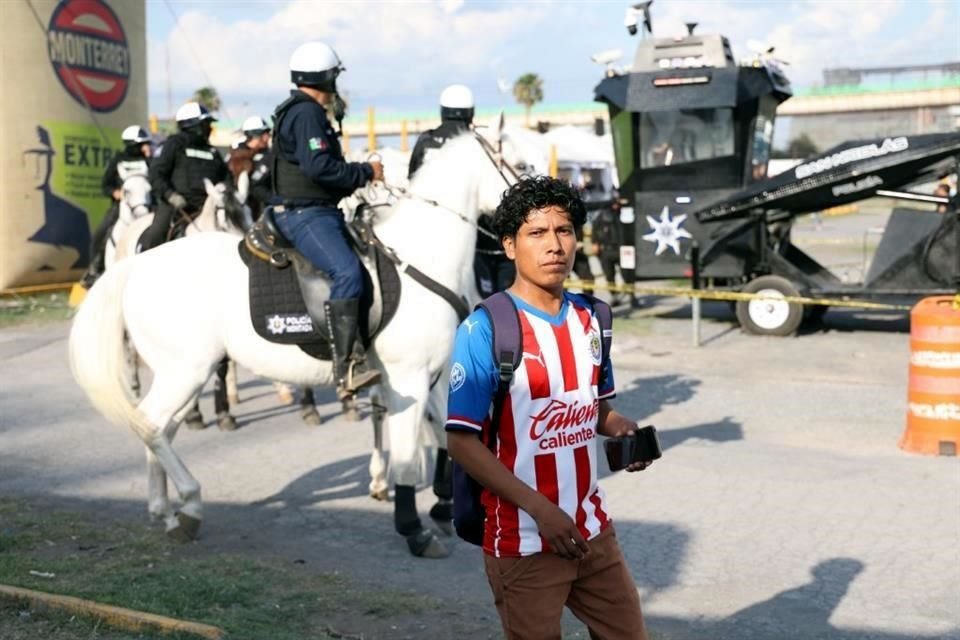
[191, 86, 221, 113]
[512, 73, 544, 127]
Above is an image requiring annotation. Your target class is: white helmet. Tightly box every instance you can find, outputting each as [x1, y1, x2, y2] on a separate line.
[289, 42, 344, 92]
[175, 101, 217, 130]
[439, 84, 474, 122]
[241, 115, 270, 137]
[121, 125, 151, 145]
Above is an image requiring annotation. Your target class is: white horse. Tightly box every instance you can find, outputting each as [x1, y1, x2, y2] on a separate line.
[107, 174, 249, 267]
[69, 129, 534, 558]
[103, 173, 152, 269]
[362, 124, 548, 508]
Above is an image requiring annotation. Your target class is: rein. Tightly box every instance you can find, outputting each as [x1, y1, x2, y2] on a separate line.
[355, 132, 522, 320]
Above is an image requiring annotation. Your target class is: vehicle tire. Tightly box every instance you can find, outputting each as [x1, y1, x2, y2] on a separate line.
[736, 275, 804, 336]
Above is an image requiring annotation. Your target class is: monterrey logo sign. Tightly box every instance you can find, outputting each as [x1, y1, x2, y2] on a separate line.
[47, 0, 130, 113]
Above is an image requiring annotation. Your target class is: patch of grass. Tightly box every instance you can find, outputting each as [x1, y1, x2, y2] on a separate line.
[0, 292, 73, 327]
[0, 499, 437, 640]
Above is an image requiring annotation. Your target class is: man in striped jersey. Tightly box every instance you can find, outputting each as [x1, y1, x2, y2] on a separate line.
[446, 176, 651, 639]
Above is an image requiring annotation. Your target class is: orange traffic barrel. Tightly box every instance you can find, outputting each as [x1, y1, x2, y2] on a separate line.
[900, 296, 960, 456]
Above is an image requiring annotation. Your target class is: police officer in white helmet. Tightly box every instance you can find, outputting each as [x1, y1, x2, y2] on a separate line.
[407, 84, 474, 178]
[266, 41, 383, 398]
[142, 101, 229, 251]
[81, 125, 153, 288]
[226, 115, 273, 221]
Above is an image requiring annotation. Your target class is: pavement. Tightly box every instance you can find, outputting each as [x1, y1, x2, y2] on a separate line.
[1, 289, 958, 639]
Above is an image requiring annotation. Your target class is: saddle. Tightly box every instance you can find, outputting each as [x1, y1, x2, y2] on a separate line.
[239, 208, 401, 360]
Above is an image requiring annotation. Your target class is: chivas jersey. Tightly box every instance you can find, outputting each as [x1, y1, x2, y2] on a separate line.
[446, 292, 615, 557]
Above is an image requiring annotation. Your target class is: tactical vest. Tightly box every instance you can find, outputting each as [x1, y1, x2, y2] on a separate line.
[271, 92, 343, 205]
[117, 159, 149, 181]
[169, 136, 222, 203]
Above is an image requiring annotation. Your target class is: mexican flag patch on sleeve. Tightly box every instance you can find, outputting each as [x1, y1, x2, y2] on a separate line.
[308, 137, 327, 152]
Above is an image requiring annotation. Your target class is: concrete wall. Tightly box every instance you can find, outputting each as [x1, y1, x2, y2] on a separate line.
[0, 0, 147, 289]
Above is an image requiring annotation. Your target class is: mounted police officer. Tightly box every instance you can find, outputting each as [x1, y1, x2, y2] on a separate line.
[227, 115, 273, 221]
[81, 125, 152, 288]
[269, 41, 384, 399]
[141, 102, 229, 251]
[407, 84, 474, 179]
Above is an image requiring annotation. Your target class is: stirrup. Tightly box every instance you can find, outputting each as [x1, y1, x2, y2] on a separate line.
[345, 362, 381, 394]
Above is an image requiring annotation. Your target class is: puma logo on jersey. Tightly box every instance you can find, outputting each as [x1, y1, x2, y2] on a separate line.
[521, 351, 545, 367]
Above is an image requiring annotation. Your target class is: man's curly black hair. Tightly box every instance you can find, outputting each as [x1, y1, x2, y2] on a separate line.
[492, 176, 586, 240]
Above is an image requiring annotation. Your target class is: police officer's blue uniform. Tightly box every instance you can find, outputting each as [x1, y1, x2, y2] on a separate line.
[270, 90, 373, 300]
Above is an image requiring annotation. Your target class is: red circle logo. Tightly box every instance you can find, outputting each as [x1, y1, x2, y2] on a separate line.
[47, 0, 130, 113]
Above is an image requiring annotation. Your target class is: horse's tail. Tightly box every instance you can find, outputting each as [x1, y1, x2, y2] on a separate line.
[69, 260, 143, 429]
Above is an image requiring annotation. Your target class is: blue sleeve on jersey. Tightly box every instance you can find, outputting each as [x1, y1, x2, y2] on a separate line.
[599, 353, 616, 399]
[445, 309, 497, 434]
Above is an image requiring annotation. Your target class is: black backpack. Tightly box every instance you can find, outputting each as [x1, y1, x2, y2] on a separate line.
[451, 291, 613, 546]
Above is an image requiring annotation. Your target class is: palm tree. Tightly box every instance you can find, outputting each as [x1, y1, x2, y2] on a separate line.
[513, 73, 543, 127]
[191, 86, 221, 113]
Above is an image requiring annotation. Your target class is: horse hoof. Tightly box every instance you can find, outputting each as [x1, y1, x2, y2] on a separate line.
[429, 501, 453, 536]
[431, 519, 454, 537]
[300, 407, 322, 426]
[369, 488, 389, 501]
[184, 409, 207, 430]
[406, 529, 449, 559]
[166, 512, 202, 543]
[217, 412, 238, 431]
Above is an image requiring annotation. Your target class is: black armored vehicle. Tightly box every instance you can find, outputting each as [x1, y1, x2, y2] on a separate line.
[594, 24, 958, 335]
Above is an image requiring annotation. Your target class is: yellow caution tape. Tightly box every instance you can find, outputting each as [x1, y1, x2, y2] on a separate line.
[564, 280, 913, 311]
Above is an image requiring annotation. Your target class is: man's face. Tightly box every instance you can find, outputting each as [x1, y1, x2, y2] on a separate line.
[503, 205, 577, 291]
[247, 133, 270, 152]
[141, 143, 153, 158]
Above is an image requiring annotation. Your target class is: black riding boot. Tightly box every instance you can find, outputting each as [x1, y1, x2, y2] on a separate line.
[324, 298, 381, 399]
[80, 250, 105, 289]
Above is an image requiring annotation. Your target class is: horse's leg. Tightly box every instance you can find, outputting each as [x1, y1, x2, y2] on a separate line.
[214, 358, 238, 431]
[383, 371, 449, 559]
[299, 386, 322, 426]
[425, 373, 453, 536]
[184, 398, 206, 430]
[136, 373, 208, 541]
[275, 381, 294, 405]
[145, 447, 169, 521]
[226, 360, 239, 406]
[368, 388, 389, 501]
[342, 393, 360, 422]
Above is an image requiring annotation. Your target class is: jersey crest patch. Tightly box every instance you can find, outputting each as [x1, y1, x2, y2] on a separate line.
[308, 137, 327, 152]
[588, 330, 602, 365]
[450, 362, 466, 392]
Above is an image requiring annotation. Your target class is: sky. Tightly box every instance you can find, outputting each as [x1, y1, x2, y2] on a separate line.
[146, 0, 960, 123]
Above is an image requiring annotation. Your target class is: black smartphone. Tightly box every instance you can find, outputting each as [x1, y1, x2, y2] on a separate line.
[604, 426, 662, 471]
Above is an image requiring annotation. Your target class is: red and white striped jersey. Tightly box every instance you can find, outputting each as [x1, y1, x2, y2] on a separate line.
[446, 292, 615, 557]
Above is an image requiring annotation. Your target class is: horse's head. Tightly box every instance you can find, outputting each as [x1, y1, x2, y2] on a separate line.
[121, 174, 152, 218]
[202, 176, 250, 234]
[472, 114, 549, 213]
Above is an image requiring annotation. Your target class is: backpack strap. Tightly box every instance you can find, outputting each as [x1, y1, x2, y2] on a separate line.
[578, 293, 614, 386]
[476, 292, 522, 449]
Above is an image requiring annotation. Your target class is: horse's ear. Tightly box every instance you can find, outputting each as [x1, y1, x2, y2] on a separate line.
[236, 172, 250, 204]
[490, 111, 505, 147]
[203, 178, 216, 197]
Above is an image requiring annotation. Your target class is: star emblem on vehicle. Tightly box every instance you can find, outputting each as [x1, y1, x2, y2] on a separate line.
[642, 206, 693, 256]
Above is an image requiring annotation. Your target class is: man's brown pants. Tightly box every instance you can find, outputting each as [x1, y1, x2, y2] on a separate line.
[483, 525, 648, 640]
